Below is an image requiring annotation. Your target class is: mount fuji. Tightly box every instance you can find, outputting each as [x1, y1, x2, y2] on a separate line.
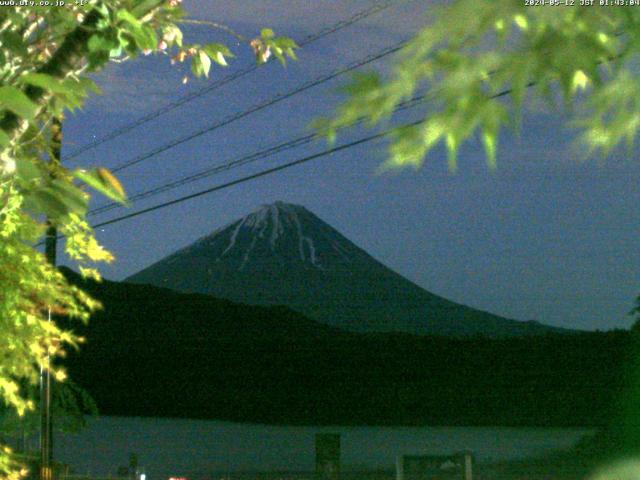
[127, 201, 566, 337]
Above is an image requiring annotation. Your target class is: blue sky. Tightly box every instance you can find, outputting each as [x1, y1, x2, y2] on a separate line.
[61, 0, 640, 331]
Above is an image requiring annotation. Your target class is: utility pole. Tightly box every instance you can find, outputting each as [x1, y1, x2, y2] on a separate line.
[41, 115, 62, 480]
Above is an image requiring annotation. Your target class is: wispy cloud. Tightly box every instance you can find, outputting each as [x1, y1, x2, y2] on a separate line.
[86, 59, 190, 115]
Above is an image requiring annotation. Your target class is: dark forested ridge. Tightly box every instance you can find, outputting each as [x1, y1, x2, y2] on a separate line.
[61, 268, 632, 427]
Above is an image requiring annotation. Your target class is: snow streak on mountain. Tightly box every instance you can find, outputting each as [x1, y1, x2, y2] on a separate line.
[127, 201, 566, 337]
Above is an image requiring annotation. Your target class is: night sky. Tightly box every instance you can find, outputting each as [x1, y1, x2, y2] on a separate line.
[60, 0, 640, 332]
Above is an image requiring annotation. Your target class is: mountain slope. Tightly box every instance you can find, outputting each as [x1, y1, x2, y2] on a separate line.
[127, 201, 567, 337]
[60, 268, 626, 427]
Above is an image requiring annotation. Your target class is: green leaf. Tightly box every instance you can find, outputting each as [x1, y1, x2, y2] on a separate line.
[116, 10, 157, 51]
[261, 28, 275, 39]
[445, 133, 458, 172]
[275, 37, 298, 49]
[73, 168, 128, 205]
[0, 31, 27, 56]
[271, 45, 286, 65]
[0, 130, 9, 148]
[199, 50, 211, 77]
[339, 72, 381, 96]
[385, 124, 427, 170]
[119, 23, 157, 52]
[163, 25, 183, 47]
[285, 48, 298, 61]
[109, 46, 124, 58]
[263, 37, 299, 66]
[191, 54, 203, 77]
[49, 180, 88, 215]
[203, 43, 232, 57]
[20, 73, 76, 96]
[203, 43, 233, 66]
[0, 86, 39, 120]
[116, 10, 142, 28]
[131, 0, 164, 18]
[88, 34, 119, 53]
[15, 157, 43, 184]
[481, 129, 497, 170]
[134, 25, 158, 51]
[29, 188, 69, 220]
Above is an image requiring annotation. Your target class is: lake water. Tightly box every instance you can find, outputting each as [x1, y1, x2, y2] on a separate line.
[51, 416, 593, 479]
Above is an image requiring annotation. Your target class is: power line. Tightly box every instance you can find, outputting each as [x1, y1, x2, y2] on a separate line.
[32, 79, 537, 252]
[106, 40, 406, 175]
[102, 22, 569, 178]
[39, 33, 628, 248]
[87, 82, 522, 231]
[89, 95, 428, 216]
[87, 40, 540, 216]
[38, 109, 425, 248]
[92, 124, 405, 230]
[90, 135, 316, 215]
[65, 1, 400, 161]
[36, 124, 395, 248]
[35, 68, 532, 248]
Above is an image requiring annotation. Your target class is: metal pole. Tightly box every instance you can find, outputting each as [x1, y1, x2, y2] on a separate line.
[41, 115, 62, 480]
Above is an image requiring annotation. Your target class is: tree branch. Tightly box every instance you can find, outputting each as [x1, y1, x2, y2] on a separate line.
[0, 9, 101, 141]
[0, 1, 165, 145]
[178, 19, 246, 42]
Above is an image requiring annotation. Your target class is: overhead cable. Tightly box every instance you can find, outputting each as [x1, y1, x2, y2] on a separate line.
[65, 1, 401, 160]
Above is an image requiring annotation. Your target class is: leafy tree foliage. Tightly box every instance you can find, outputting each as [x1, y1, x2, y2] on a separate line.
[321, 2, 640, 171]
[0, 2, 295, 478]
[0, 379, 98, 449]
[319, 3, 640, 468]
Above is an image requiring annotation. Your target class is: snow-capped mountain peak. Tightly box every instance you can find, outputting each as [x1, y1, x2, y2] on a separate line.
[185, 201, 355, 271]
[127, 201, 566, 337]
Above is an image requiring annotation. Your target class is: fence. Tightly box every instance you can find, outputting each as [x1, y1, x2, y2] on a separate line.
[167, 466, 589, 480]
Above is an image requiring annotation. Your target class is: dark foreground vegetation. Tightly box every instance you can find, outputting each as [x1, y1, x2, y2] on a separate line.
[61, 268, 635, 428]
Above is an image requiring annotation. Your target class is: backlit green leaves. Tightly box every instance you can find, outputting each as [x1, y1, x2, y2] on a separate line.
[0, 3, 297, 478]
[0, 379, 99, 440]
[162, 24, 183, 48]
[14, 158, 90, 221]
[130, 0, 164, 18]
[88, 33, 121, 66]
[203, 43, 233, 67]
[19, 74, 97, 114]
[0, 186, 93, 417]
[0, 130, 9, 149]
[321, 0, 639, 170]
[190, 49, 211, 77]
[117, 9, 158, 52]
[251, 29, 298, 65]
[189, 29, 295, 79]
[20, 73, 76, 96]
[575, 70, 640, 156]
